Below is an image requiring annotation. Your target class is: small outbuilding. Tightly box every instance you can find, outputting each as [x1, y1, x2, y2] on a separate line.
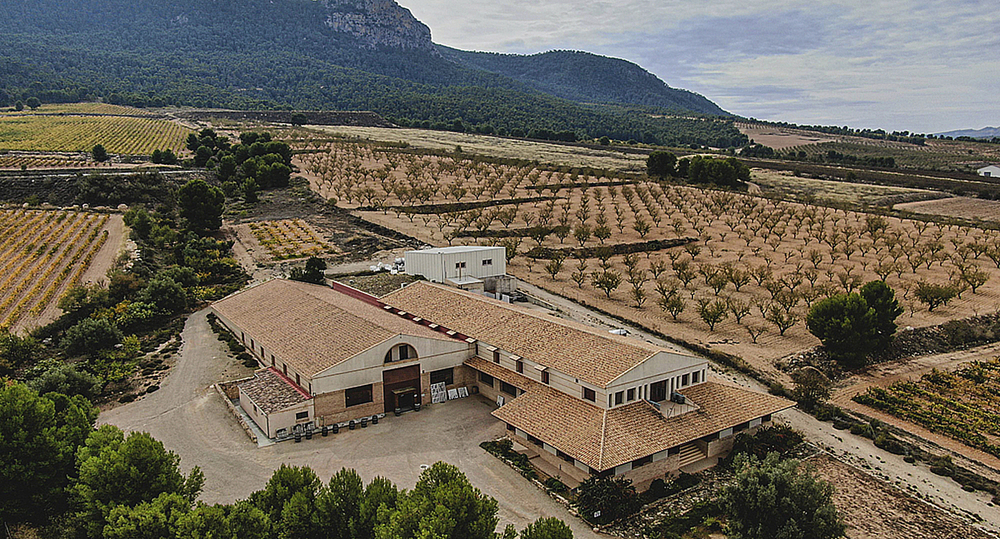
[404, 246, 514, 294]
[978, 165, 1000, 177]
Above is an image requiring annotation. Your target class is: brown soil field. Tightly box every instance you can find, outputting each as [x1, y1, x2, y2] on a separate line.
[895, 196, 1000, 223]
[737, 123, 839, 149]
[306, 126, 651, 171]
[809, 453, 995, 539]
[299, 140, 1000, 381]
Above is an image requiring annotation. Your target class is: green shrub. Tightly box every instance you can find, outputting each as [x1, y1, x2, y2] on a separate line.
[849, 423, 874, 438]
[544, 478, 568, 492]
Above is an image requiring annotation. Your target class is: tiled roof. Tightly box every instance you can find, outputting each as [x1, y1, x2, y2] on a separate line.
[238, 368, 312, 414]
[213, 279, 454, 376]
[490, 379, 794, 472]
[466, 356, 542, 392]
[383, 281, 663, 387]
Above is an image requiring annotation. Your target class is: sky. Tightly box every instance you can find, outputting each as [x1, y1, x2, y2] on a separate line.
[397, 0, 1000, 134]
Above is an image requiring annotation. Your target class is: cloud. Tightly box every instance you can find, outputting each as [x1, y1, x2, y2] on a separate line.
[397, 0, 1000, 132]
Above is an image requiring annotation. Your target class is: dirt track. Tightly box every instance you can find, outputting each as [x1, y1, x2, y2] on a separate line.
[832, 342, 1000, 477]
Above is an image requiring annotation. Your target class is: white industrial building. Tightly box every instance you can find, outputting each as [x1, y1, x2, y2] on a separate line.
[404, 246, 513, 293]
[979, 165, 1000, 178]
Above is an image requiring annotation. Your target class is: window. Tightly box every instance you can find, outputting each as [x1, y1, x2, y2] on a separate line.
[482, 258, 493, 266]
[500, 381, 517, 396]
[385, 344, 417, 363]
[541, 370, 549, 384]
[650, 380, 667, 401]
[682, 373, 690, 387]
[479, 372, 494, 387]
[295, 374, 301, 386]
[295, 411, 309, 420]
[282, 364, 287, 375]
[692, 370, 700, 384]
[345, 384, 373, 407]
[430, 368, 454, 386]
[516, 360, 523, 373]
[582, 387, 596, 402]
[270, 354, 275, 366]
[627, 388, 635, 402]
[493, 350, 500, 364]
[455, 261, 467, 269]
[632, 455, 653, 468]
[614, 391, 624, 405]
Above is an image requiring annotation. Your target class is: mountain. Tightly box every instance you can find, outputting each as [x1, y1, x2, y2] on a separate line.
[438, 47, 727, 116]
[937, 127, 1000, 139]
[0, 0, 744, 147]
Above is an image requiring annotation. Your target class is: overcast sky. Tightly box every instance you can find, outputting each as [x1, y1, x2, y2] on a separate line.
[397, 0, 999, 134]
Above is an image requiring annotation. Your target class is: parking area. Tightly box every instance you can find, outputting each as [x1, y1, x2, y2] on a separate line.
[100, 309, 601, 538]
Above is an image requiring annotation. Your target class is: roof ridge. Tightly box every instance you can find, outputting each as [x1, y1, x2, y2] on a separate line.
[598, 408, 608, 470]
[406, 282, 660, 355]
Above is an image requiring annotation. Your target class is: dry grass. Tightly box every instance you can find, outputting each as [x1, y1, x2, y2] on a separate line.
[894, 197, 1000, 224]
[751, 169, 944, 207]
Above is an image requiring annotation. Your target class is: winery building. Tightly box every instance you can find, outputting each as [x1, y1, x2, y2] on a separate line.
[212, 279, 793, 483]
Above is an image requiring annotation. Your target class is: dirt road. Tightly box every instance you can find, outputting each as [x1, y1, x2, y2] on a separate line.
[99, 309, 604, 539]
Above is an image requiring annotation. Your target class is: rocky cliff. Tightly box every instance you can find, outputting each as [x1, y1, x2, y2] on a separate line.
[320, 0, 435, 51]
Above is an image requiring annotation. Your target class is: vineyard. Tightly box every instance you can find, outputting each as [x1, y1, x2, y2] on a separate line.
[2, 102, 161, 116]
[0, 208, 117, 332]
[854, 358, 1000, 458]
[0, 115, 192, 154]
[243, 219, 337, 262]
[301, 140, 1000, 376]
[0, 153, 106, 170]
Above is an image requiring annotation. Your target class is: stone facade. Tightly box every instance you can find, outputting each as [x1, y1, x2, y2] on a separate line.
[314, 384, 385, 426]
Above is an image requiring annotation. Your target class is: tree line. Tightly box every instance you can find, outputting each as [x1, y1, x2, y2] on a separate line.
[0, 382, 574, 539]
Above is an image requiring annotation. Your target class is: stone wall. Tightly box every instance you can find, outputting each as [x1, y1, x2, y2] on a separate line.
[314, 384, 384, 425]
[214, 381, 257, 444]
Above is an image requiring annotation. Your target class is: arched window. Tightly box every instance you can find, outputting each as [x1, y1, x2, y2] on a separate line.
[384, 343, 418, 363]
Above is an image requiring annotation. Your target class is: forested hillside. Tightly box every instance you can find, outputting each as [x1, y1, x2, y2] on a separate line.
[438, 47, 727, 116]
[0, 0, 746, 147]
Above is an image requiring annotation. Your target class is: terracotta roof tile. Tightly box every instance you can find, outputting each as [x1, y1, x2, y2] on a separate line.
[213, 279, 453, 377]
[238, 368, 312, 414]
[384, 282, 661, 387]
[490, 379, 794, 471]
